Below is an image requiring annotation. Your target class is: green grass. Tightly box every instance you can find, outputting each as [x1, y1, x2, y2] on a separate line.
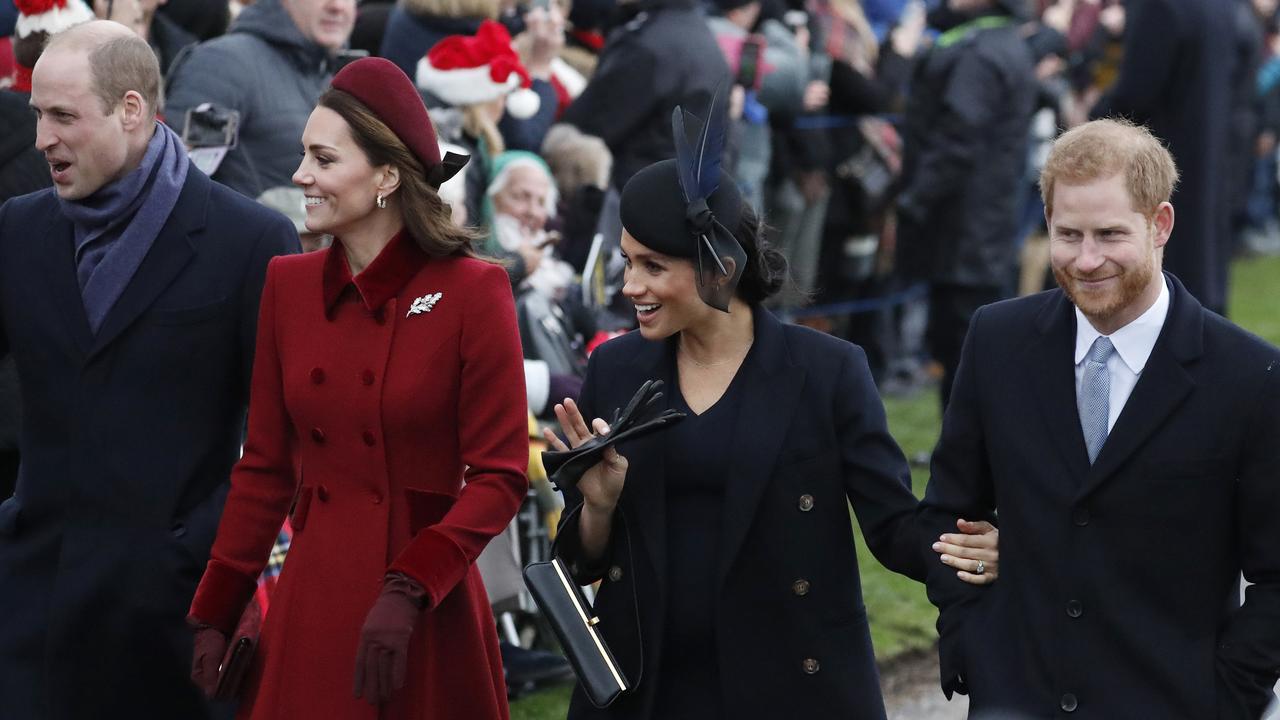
[511, 256, 1280, 719]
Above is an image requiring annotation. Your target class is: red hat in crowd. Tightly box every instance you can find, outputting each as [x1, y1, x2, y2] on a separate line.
[330, 57, 468, 189]
[10, 0, 93, 92]
[415, 20, 541, 120]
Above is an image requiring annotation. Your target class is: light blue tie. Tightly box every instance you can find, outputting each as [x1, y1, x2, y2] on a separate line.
[1079, 336, 1115, 464]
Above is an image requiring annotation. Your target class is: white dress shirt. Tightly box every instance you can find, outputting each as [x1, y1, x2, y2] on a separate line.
[1073, 278, 1171, 432]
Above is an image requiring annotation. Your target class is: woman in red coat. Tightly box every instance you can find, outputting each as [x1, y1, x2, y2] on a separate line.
[187, 57, 530, 720]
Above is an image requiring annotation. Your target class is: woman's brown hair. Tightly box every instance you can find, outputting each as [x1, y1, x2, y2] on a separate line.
[318, 88, 486, 259]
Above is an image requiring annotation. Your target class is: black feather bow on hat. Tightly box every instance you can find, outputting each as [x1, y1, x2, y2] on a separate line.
[618, 89, 746, 312]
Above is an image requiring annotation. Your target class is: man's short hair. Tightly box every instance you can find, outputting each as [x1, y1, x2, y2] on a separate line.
[47, 27, 161, 116]
[1040, 118, 1179, 218]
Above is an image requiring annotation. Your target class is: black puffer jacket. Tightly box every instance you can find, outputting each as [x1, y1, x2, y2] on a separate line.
[561, 0, 730, 188]
[895, 10, 1037, 288]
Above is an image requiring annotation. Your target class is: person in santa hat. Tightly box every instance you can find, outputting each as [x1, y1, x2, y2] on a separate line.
[188, 56, 529, 720]
[420, 19, 549, 282]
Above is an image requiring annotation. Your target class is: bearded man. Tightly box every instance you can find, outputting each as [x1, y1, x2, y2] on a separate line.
[916, 118, 1280, 719]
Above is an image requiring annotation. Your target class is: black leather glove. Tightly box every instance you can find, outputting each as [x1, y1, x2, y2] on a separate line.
[353, 573, 428, 704]
[542, 379, 686, 490]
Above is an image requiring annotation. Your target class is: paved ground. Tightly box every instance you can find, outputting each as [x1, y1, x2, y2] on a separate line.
[880, 649, 966, 720]
[879, 645, 1278, 720]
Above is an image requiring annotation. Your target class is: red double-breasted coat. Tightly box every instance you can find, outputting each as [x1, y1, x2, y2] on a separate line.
[189, 232, 529, 719]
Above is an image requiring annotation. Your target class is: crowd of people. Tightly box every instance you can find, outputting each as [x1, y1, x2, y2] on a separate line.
[0, 0, 1279, 718]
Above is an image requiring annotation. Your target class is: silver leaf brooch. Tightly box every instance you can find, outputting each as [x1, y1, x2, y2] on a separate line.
[407, 292, 443, 317]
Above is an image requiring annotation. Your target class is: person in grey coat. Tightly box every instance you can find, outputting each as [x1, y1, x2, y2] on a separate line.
[165, 0, 356, 198]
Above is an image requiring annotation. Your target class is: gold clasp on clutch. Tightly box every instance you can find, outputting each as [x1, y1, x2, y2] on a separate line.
[588, 616, 600, 626]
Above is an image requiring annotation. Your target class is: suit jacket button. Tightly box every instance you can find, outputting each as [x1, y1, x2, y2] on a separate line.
[792, 579, 810, 596]
[1060, 693, 1078, 712]
[1072, 508, 1090, 526]
[317, 485, 330, 502]
[362, 431, 377, 447]
[802, 658, 820, 674]
[608, 566, 623, 582]
[798, 494, 815, 512]
[1066, 599, 1083, 618]
[170, 522, 187, 538]
[311, 427, 325, 444]
[362, 370, 375, 385]
[310, 368, 325, 384]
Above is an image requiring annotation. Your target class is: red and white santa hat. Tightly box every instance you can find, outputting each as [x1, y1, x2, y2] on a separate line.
[15, 0, 93, 38]
[11, 0, 94, 92]
[416, 20, 541, 120]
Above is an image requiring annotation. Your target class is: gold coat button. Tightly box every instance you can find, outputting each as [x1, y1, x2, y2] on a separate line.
[792, 579, 810, 596]
[802, 658, 820, 674]
[608, 566, 623, 582]
[798, 494, 815, 512]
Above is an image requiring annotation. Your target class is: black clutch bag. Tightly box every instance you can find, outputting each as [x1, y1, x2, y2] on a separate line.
[523, 555, 633, 706]
[524, 500, 646, 708]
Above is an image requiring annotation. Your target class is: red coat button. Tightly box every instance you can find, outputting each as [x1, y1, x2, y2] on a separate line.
[311, 428, 325, 444]
[317, 485, 330, 502]
[310, 368, 325, 384]
[362, 431, 376, 447]
[362, 370, 375, 386]
[372, 492, 383, 505]
[374, 309, 386, 326]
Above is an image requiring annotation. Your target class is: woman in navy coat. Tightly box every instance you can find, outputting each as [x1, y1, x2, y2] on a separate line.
[545, 143, 998, 719]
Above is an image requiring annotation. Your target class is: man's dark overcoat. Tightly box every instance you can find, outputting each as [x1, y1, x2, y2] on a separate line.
[1091, 0, 1235, 312]
[919, 274, 1280, 718]
[0, 167, 296, 719]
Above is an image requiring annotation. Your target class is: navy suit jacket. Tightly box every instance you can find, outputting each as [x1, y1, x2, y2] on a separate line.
[0, 167, 297, 719]
[555, 308, 926, 720]
[920, 274, 1280, 719]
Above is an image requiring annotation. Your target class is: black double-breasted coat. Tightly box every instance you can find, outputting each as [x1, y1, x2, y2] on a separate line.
[555, 308, 927, 719]
[919, 274, 1280, 718]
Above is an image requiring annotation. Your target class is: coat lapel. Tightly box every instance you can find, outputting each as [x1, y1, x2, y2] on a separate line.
[86, 168, 207, 361]
[40, 210, 94, 356]
[1078, 274, 1202, 499]
[716, 309, 805, 589]
[619, 338, 674, 588]
[1028, 291, 1091, 481]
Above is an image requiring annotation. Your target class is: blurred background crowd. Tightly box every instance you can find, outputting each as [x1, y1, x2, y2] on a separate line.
[1, 0, 1277, 704]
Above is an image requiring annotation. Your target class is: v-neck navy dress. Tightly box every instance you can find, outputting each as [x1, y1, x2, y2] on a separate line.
[650, 358, 748, 719]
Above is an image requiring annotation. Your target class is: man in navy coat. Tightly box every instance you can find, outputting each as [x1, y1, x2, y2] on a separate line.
[1090, 0, 1235, 314]
[920, 119, 1280, 718]
[0, 21, 297, 719]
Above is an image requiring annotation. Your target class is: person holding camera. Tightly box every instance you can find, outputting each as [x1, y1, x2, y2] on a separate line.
[165, 0, 357, 198]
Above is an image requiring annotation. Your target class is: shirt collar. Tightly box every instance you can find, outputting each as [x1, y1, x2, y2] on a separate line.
[322, 230, 427, 316]
[1073, 276, 1171, 374]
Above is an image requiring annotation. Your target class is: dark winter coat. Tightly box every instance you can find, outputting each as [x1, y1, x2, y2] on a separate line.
[919, 274, 1280, 718]
[0, 167, 297, 719]
[555, 309, 927, 720]
[561, 0, 730, 188]
[1090, 0, 1235, 312]
[895, 12, 1037, 288]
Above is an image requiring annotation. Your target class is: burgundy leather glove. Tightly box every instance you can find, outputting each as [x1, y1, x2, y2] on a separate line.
[352, 572, 428, 704]
[190, 623, 228, 698]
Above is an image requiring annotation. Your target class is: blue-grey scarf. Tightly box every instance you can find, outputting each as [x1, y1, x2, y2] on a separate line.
[59, 122, 190, 334]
